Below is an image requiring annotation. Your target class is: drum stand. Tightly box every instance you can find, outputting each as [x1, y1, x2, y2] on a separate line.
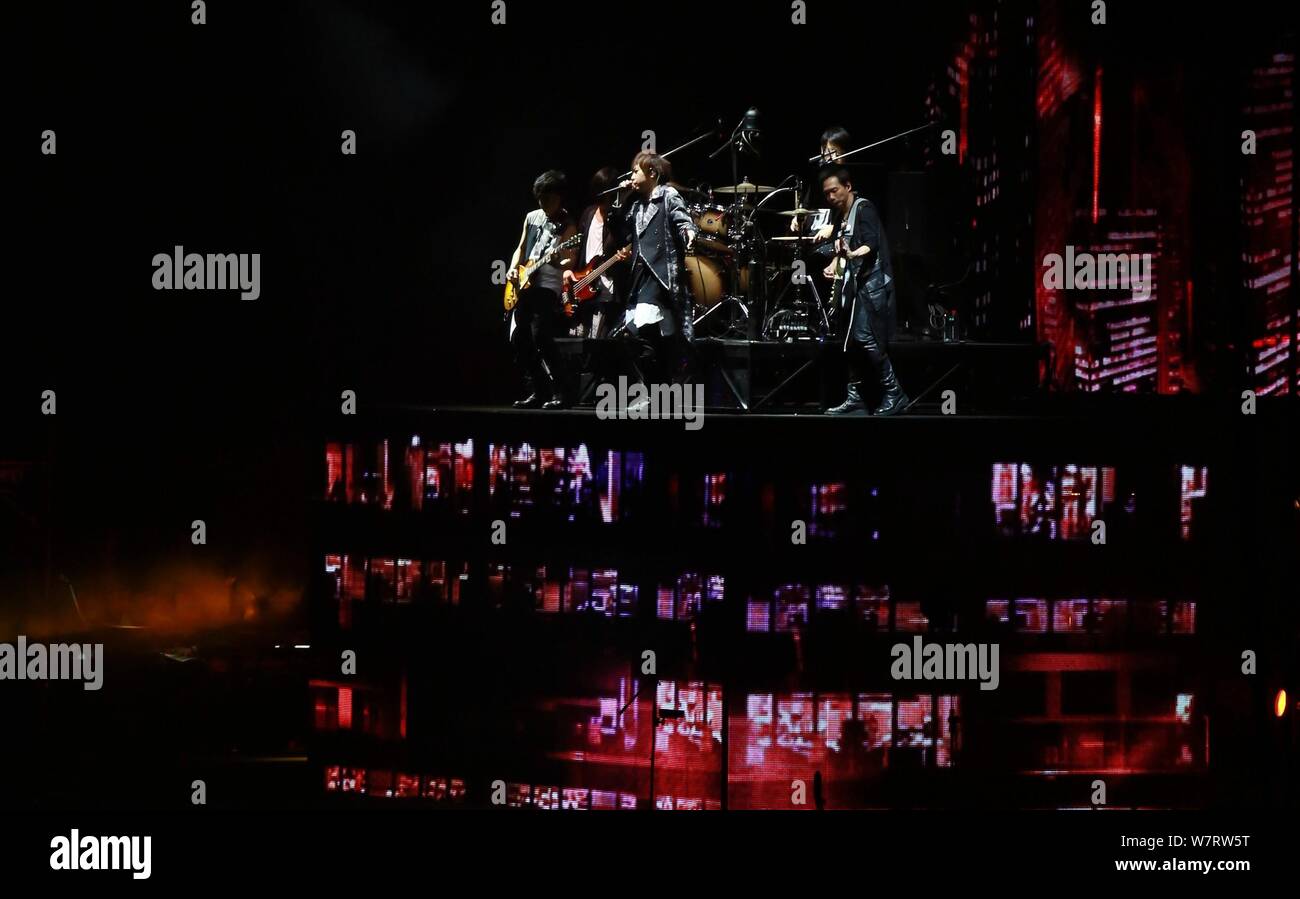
[690, 240, 752, 339]
[695, 110, 765, 341]
[762, 232, 830, 341]
[693, 292, 749, 332]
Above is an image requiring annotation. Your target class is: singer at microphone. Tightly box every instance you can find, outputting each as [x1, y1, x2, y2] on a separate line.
[605, 151, 698, 392]
[617, 165, 694, 254]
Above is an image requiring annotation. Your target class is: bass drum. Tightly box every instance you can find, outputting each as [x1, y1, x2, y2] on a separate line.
[684, 254, 726, 311]
[684, 255, 749, 311]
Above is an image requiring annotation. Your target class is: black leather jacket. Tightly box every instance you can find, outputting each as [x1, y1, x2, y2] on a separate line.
[817, 195, 896, 343]
[610, 185, 698, 337]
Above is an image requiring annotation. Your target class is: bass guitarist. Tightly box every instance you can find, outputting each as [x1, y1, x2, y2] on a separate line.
[570, 167, 631, 338]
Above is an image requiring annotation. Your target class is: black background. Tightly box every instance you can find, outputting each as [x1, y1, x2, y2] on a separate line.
[1, 2, 1296, 872]
[4, 0, 1295, 659]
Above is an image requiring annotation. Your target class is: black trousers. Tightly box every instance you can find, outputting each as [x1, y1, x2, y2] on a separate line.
[626, 261, 679, 384]
[510, 286, 562, 389]
[631, 323, 670, 384]
[843, 300, 894, 394]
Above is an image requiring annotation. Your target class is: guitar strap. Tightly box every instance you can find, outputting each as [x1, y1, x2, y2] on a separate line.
[844, 196, 864, 242]
[842, 197, 869, 288]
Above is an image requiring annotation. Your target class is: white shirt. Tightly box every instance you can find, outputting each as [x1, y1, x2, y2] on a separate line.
[625, 302, 676, 337]
[584, 208, 614, 295]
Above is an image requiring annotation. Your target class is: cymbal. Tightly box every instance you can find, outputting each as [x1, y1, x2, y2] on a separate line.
[713, 182, 776, 195]
[767, 207, 820, 216]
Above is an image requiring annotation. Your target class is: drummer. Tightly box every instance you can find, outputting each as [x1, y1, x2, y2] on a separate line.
[790, 126, 851, 240]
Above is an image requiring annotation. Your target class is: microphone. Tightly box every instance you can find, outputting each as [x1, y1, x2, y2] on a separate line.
[738, 107, 761, 157]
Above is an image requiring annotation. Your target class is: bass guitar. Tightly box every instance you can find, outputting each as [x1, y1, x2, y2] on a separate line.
[562, 243, 631, 317]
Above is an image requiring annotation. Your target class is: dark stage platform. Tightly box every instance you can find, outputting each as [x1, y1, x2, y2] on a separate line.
[365, 394, 1296, 469]
[555, 336, 1050, 412]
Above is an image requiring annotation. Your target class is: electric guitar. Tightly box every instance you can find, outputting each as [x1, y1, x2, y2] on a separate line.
[562, 243, 631, 317]
[826, 226, 852, 326]
[503, 233, 582, 312]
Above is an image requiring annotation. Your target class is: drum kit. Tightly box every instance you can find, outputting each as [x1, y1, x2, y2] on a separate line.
[622, 114, 935, 342]
[679, 178, 832, 342]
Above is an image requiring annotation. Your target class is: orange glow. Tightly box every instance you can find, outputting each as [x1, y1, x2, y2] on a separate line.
[1276, 689, 1288, 718]
[2, 563, 303, 641]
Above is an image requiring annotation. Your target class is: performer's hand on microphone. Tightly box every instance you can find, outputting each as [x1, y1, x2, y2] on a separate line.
[619, 179, 634, 191]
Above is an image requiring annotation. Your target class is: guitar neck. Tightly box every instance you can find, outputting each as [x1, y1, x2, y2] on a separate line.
[575, 244, 631, 290]
[530, 235, 578, 271]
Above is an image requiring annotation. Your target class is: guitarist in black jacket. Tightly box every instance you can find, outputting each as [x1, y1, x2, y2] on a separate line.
[816, 166, 909, 416]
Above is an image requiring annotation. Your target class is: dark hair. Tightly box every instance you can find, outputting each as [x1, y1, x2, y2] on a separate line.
[820, 126, 851, 150]
[532, 169, 567, 202]
[631, 151, 672, 185]
[821, 125, 852, 150]
[589, 166, 617, 197]
[819, 165, 852, 188]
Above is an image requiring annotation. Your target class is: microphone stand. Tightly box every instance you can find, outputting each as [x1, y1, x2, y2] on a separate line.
[806, 121, 939, 164]
[699, 113, 759, 339]
[612, 123, 723, 182]
[603, 121, 728, 207]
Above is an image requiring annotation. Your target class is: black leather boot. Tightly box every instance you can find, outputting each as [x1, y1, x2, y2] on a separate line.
[871, 357, 909, 416]
[538, 361, 565, 410]
[826, 382, 867, 416]
[512, 376, 543, 408]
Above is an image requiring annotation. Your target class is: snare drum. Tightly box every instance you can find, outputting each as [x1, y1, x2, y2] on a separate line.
[691, 204, 729, 236]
